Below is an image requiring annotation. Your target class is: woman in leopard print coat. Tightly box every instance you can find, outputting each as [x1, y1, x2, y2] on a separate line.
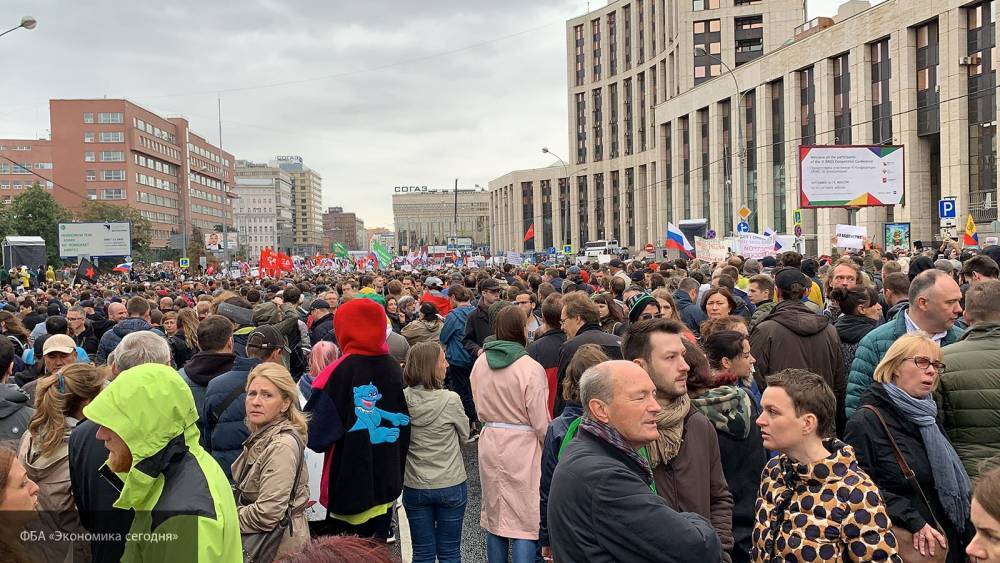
[752, 369, 900, 562]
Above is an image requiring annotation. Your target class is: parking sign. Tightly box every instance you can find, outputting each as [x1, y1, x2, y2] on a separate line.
[938, 199, 957, 219]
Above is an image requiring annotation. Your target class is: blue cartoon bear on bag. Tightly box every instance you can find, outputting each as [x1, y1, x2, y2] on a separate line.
[348, 383, 410, 444]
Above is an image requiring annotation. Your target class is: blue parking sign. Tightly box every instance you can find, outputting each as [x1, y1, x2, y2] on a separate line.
[938, 199, 957, 219]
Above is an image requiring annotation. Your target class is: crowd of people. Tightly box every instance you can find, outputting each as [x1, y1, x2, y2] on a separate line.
[0, 243, 999, 562]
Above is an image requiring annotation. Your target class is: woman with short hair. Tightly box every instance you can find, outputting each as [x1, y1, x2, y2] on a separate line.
[845, 334, 972, 562]
[701, 287, 738, 321]
[402, 341, 469, 563]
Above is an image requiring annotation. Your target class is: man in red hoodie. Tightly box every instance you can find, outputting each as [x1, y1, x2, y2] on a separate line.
[304, 298, 411, 539]
[419, 276, 453, 317]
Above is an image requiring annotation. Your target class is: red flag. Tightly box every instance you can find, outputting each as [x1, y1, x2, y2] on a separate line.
[259, 248, 278, 277]
[523, 223, 535, 242]
[277, 252, 294, 272]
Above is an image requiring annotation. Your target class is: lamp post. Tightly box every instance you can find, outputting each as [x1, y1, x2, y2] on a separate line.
[0, 16, 36, 39]
[541, 148, 587, 255]
[695, 47, 747, 230]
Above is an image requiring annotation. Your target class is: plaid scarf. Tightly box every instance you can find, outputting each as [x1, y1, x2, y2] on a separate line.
[580, 417, 654, 487]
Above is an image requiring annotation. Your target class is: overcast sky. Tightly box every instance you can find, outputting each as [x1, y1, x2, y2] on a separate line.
[2, 0, 876, 229]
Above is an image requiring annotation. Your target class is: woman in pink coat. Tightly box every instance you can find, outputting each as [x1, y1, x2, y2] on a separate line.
[471, 305, 551, 563]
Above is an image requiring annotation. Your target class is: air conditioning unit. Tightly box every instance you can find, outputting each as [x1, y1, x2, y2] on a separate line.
[959, 55, 982, 65]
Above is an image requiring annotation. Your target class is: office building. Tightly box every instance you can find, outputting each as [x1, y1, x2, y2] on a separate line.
[491, 0, 994, 255]
[392, 188, 491, 251]
[235, 159, 294, 253]
[270, 156, 323, 255]
[323, 206, 366, 251]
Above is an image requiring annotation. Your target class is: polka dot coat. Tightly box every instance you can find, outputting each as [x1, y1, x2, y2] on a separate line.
[751, 439, 902, 562]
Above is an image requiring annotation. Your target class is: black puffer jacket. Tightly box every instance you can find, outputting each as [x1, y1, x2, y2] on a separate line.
[553, 323, 622, 416]
[0, 383, 33, 441]
[833, 314, 879, 386]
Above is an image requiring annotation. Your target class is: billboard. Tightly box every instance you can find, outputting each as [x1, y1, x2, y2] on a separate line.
[205, 232, 238, 251]
[884, 222, 911, 252]
[58, 222, 132, 258]
[799, 145, 904, 208]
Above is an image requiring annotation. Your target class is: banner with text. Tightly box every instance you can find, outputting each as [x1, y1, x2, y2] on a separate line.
[835, 224, 866, 249]
[695, 237, 730, 263]
[738, 233, 776, 259]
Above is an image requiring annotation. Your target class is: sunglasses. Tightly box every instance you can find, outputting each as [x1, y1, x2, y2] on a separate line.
[639, 313, 664, 321]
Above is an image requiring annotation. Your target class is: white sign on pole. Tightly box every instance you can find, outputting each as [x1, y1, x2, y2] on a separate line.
[737, 233, 776, 260]
[694, 237, 729, 263]
[799, 145, 904, 208]
[58, 222, 132, 258]
[835, 224, 866, 249]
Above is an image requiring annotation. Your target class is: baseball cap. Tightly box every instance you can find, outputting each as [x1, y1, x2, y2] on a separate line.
[425, 276, 444, 289]
[246, 325, 288, 353]
[43, 334, 76, 356]
[629, 270, 646, 282]
[626, 293, 659, 323]
[309, 299, 331, 311]
[568, 265, 582, 275]
[773, 268, 810, 293]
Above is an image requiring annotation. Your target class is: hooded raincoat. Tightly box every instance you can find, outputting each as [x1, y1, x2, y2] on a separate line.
[470, 340, 551, 540]
[83, 363, 243, 562]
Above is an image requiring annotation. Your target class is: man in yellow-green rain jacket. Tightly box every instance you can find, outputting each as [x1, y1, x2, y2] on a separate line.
[83, 363, 243, 562]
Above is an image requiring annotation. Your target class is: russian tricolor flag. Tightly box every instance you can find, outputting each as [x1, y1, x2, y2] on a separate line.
[666, 223, 694, 256]
[113, 262, 132, 273]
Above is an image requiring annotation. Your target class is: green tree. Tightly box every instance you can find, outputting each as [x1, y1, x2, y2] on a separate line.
[187, 226, 207, 270]
[75, 201, 153, 259]
[0, 183, 71, 265]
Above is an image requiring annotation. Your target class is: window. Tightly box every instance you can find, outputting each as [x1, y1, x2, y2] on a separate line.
[98, 112, 124, 124]
[102, 169, 125, 181]
[34, 162, 52, 170]
[83, 113, 94, 124]
[84, 132, 95, 143]
[832, 54, 852, 144]
[870, 38, 892, 144]
[10, 163, 30, 174]
[100, 151, 124, 162]
[101, 188, 126, 200]
[84, 151, 95, 162]
[86, 170, 96, 181]
[574, 25, 585, 86]
[99, 131, 124, 143]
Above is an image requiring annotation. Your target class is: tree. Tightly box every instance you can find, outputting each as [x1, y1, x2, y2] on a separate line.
[0, 183, 71, 265]
[186, 226, 208, 270]
[75, 201, 153, 259]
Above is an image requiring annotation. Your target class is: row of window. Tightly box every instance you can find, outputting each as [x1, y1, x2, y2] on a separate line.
[0, 145, 32, 151]
[139, 136, 181, 160]
[83, 131, 125, 143]
[85, 169, 125, 182]
[133, 117, 178, 145]
[83, 112, 123, 124]
[86, 188, 125, 200]
[190, 172, 223, 191]
[137, 190, 178, 209]
[191, 203, 225, 218]
[0, 180, 53, 190]
[188, 143, 229, 168]
[83, 151, 124, 162]
[134, 153, 179, 176]
[136, 172, 179, 193]
[140, 209, 178, 223]
[190, 187, 225, 204]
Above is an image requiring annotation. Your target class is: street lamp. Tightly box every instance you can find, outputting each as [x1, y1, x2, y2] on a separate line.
[0, 16, 36, 39]
[541, 148, 577, 252]
[694, 47, 747, 229]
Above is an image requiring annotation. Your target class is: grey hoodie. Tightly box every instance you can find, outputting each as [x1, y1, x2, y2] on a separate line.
[402, 385, 470, 489]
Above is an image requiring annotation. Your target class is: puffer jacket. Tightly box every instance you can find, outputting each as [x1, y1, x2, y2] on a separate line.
[402, 385, 469, 489]
[691, 386, 766, 563]
[83, 363, 242, 562]
[0, 383, 33, 441]
[178, 351, 236, 426]
[845, 304, 963, 418]
[232, 419, 310, 559]
[95, 317, 166, 364]
[18, 418, 90, 563]
[751, 439, 901, 562]
[401, 318, 443, 346]
[538, 402, 582, 548]
[940, 321, 1000, 479]
[203, 355, 265, 481]
[749, 300, 845, 432]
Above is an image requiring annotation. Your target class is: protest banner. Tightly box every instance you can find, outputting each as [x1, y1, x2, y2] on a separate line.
[835, 224, 866, 249]
[695, 236, 729, 263]
[738, 233, 776, 259]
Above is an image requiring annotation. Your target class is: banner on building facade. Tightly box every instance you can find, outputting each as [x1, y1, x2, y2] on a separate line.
[799, 145, 904, 208]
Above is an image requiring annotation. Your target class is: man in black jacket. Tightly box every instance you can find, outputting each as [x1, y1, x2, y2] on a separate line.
[67, 305, 99, 356]
[0, 337, 32, 441]
[548, 360, 722, 562]
[526, 293, 566, 416]
[462, 278, 501, 359]
[308, 299, 335, 344]
[553, 292, 623, 415]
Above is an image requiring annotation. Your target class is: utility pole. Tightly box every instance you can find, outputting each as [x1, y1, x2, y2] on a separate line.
[454, 178, 459, 239]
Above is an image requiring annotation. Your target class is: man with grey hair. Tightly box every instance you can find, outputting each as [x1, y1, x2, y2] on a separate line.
[69, 328, 171, 562]
[940, 279, 1000, 479]
[845, 268, 965, 417]
[741, 258, 762, 277]
[547, 360, 722, 562]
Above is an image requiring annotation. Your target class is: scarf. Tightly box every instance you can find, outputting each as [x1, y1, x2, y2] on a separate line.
[580, 416, 654, 487]
[883, 382, 972, 532]
[647, 394, 690, 468]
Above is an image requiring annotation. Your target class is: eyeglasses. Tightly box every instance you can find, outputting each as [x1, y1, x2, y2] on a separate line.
[905, 356, 946, 372]
[639, 313, 665, 321]
[559, 317, 570, 326]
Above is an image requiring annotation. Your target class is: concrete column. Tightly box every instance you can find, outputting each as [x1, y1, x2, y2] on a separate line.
[637, 164, 650, 247]
[533, 181, 544, 252]
[708, 100, 726, 234]
[757, 85, 775, 229]
[939, 7, 970, 220]
[813, 58, 835, 254]
[570, 177, 581, 250]
[648, 161, 659, 244]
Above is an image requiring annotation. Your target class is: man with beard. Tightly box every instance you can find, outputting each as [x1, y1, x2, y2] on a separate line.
[623, 318, 734, 561]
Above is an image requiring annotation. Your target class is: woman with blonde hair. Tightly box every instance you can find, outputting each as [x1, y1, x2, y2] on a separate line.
[0, 446, 39, 563]
[162, 311, 179, 337]
[402, 341, 470, 563]
[18, 363, 104, 563]
[169, 308, 200, 369]
[233, 362, 311, 561]
[845, 333, 972, 562]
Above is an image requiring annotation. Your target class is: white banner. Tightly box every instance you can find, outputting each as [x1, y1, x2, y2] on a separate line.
[799, 145, 904, 207]
[835, 224, 866, 249]
[58, 222, 132, 258]
[737, 233, 776, 259]
[694, 237, 730, 263]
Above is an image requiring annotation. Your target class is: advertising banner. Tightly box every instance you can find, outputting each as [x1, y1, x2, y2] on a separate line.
[835, 224, 866, 249]
[799, 145, 904, 208]
[204, 232, 238, 251]
[694, 237, 729, 263]
[883, 222, 911, 252]
[58, 222, 132, 258]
